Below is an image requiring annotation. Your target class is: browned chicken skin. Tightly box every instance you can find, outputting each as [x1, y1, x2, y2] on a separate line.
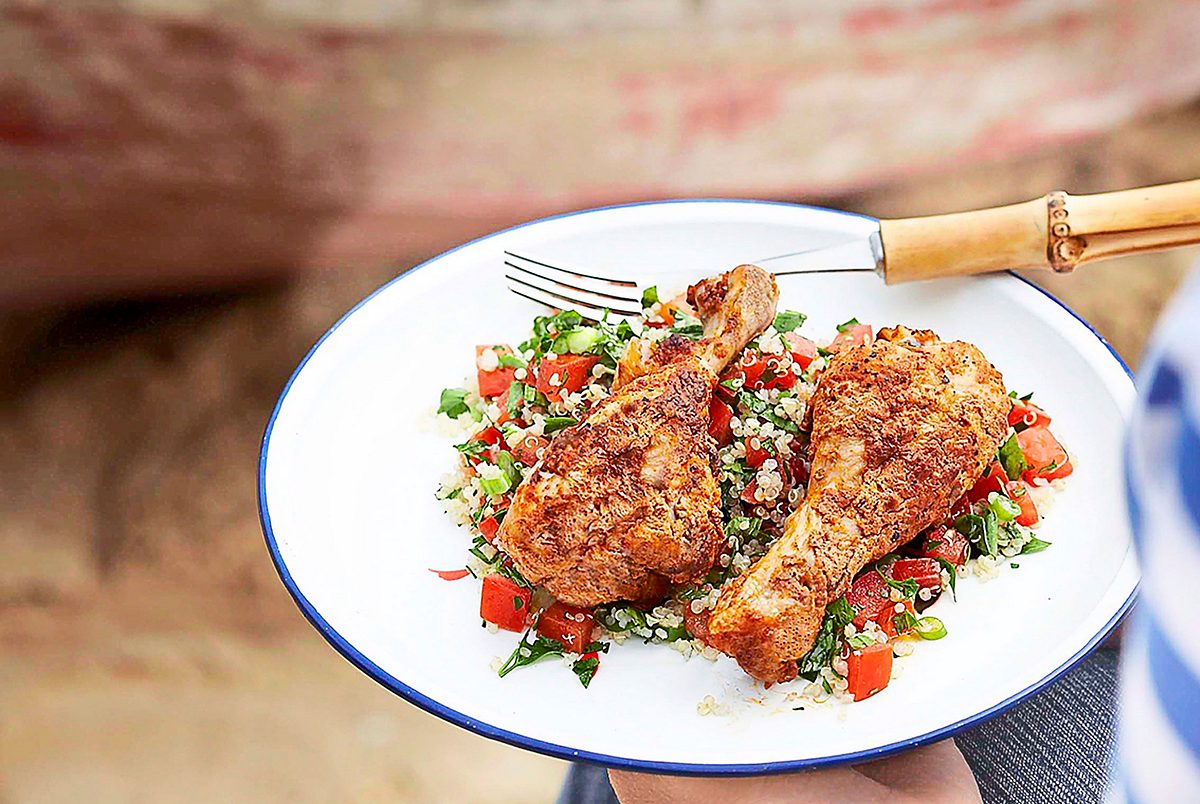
[707, 327, 1010, 682]
[615, 266, 780, 389]
[496, 265, 778, 606]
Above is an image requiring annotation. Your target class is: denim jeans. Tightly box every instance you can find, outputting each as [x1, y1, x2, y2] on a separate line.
[557, 648, 1118, 804]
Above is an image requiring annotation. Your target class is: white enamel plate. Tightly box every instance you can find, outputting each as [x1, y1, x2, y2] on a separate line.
[259, 201, 1137, 773]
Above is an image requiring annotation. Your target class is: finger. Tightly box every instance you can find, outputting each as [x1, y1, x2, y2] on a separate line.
[608, 767, 889, 804]
[853, 739, 981, 803]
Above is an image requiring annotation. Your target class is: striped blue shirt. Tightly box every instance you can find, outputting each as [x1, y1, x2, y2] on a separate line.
[1121, 269, 1200, 802]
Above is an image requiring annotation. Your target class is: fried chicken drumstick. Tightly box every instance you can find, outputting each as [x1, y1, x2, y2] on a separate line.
[495, 265, 779, 607]
[707, 327, 1010, 683]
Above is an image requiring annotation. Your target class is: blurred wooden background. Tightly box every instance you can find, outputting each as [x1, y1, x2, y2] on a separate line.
[2, 1, 1200, 801]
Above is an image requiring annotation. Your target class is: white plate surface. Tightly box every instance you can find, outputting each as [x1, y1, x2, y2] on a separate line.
[259, 200, 1138, 773]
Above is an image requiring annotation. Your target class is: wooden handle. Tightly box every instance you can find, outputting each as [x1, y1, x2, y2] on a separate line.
[879, 179, 1200, 283]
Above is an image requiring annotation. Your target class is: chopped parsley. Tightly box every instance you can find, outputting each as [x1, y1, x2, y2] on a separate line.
[453, 439, 489, 459]
[497, 630, 564, 677]
[773, 310, 807, 333]
[847, 633, 877, 649]
[933, 557, 957, 599]
[1021, 536, 1052, 555]
[736, 390, 800, 434]
[570, 640, 611, 688]
[876, 566, 919, 599]
[640, 286, 659, 308]
[669, 310, 705, 339]
[438, 387, 471, 418]
[998, 434, 1027, 480]
[955, 511, 999, 557]
[543, 416, 578, 435]
[797, 596, 855, 680]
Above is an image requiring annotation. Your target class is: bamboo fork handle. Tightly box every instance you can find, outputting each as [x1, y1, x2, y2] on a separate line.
[879, 179, 1200, 284]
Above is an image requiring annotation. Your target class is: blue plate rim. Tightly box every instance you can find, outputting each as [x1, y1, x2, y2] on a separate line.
[257, 198, 1138, 776]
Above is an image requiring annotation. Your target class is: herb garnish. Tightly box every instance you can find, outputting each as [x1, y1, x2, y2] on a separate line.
[773, 310, 807, 333]
[933, 557, 957, 599]
[1021, 536, 1052, 554]
[438, 388, 471, 418]
[876, 567, 919, 599]
[797, 597, 855, 680]
[998, 434, 1027, 480]
[669, 310, 705, 339]
[497, 630, 564, 677]
[955, 511, 999, 557]
[736, 390, 800, 434]
[836, 317, 860, 332]
[640, 286, 659, 308]
[846, 633, 877, 650]
[543, 416, 578, 435]
[453, 439, 489, 459]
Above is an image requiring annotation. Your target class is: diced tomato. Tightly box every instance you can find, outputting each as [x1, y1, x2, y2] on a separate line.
[783, 332, 819, 370]
[480, 574, 532, 632]
[478, 515, 500, 544]
[475, 426, 504, 446]
[428, 567, 470, 581]
[476, 345, 518, 399]
[917, 526, 968, 565]
[950, 494, 972, 519]
[967, 461, 1008, 503]
[759, 355, 797, 390]
[745, 435, 773, 468]
[787, 450, 811, 486]
[493, 408, 524, 428]
[1009, 399, 1051, 430]
[459, 427, 504, 466]
[846, 570, 893, 629]
[1005, 480, 1040, 526]
[1017, 426, 1073, 482]
[683, 607, 711, 646]
[737, 351, 769, 389]
[890, 558, 942, 592]
[512, 433, 548, 465]
[878, 599, 917, 639]
[537, 602, 595, 651]
[709, 397, 734, 446]
[739, 479, 761, 506]
[828, 323, 873, 353]
[846, 641, 893, 701]
[536, 354, 600, 401]
[715, 366, 742, 401]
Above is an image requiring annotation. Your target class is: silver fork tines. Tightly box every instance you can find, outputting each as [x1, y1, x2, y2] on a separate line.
[504, 250, 643, 320]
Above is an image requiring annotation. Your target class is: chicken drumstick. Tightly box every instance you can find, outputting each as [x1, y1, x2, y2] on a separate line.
[495, 265, 779, 606]
[707, 327, 1011, 683]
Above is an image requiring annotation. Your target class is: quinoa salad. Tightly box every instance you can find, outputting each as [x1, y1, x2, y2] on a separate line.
[433, 289, 1073, 704]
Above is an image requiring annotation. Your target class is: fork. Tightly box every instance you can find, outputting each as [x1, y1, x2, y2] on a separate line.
[503, 240, 874, 321]
[504, 179, 1200, 320]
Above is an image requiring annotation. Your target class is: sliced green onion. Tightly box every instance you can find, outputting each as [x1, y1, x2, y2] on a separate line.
[478, 473, 511, 498]
[988, 492, 1022, 522]
[494, 450, 521, 488]
[915, 616, 947, 640]
[836, 317, 860, 333]
[564, 327, 602, 354]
